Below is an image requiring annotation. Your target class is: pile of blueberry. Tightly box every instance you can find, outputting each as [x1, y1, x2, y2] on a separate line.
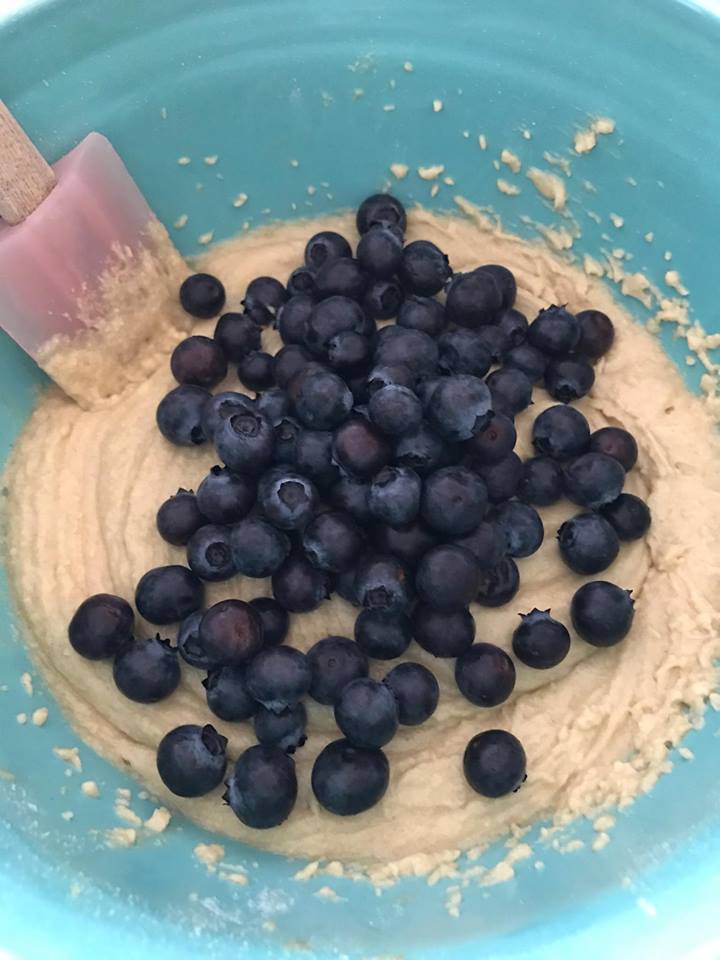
[68, 193, 650, 828]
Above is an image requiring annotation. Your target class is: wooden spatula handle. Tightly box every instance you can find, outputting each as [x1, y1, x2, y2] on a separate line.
[0, 100, 56, 225]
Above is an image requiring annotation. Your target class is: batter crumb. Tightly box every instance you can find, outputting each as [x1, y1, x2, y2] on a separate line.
[543, 151, 572, 176]
[16, 712, 27, 724]
[177, 156, 191, 166]
[678, 746, 695, 760]
[645, 231, 655, 242]
[573, 116, 616, 154]
[592, 832, 611, 852]
[389, 163, 408, 180]
[31, 707, 48, 726]
[145, 807, 171, 833]
[106, 827, 137, 848]
[443, 176, 455, 186]
[203, 155, 218, 166]
[417, 164, 445, 180]
[500, 149, 521, 173]
[521, 128, 532, 140]
[593, 814, 616, 832]
[526, 168, 567, 210]
[637, 897, 658, 918]
[61, 810, 74, 821]
[403, 61, 414, 72]
[219, 870, 249, 886]
[20, 672, 33, 696]
[664, 250, 673, 262]
[432, 99, 443, 113]
[478, 134, 487, 150]
[173, 214, 188, 229]
[610, 213, 625, 229]
[198, 231, 214, 246]
[294, 860, 321, 881]
[262, 920, 277, 933]
[53, 747, 82, 772]
[307, 185, 317, 196]
[382, 104, 396, 113]
[194, 842, 225, 871]
[81, 780, 100, 798]
[496, 179, 521, 197]
[664, 270, 688, 295]
[232, 193, 248, 208]
[430, 184, 440, 198]
[445, 885, 462, 918]
[314, 885, 343, 901]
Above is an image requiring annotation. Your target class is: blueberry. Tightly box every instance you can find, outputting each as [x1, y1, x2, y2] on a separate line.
[437, 328, 492, 377]
[518, 457, 564, 506]
[254, 703, 307, 753]
[383, 662, 439, 725]
[157, 724, 227, 797]
[476, 558, 520, 607]
[204, 664, 257, 721]
[453, 521, 507, 570]
[373, 518, 436, 569]
[570, 580, 635, 647]
[248, 597, 289, 647]
[156, 384, 210, 446]
[305, 296, 369, 354]
[474, 451, 523, 503]
[238, 351, 275, 391]
[135, 565, 204, 625]
[366, 363, 415, 396]
[158, 488, 208, 549]
[302, 510, 364, 573]
[427, 375, 493, 442]
[225, 745, 297, 828]
[68, 594, 134, 660]
[215, 411, 275, 475]
[363, 279, 403, 320]
[395, 424, 449, 477]
[368, 465, 422, 526]
[356, 193, 407, 235]
[545, 357, 595, 404]
[196, 465, 256, 524]
[177, 610, 216, 669]
[293, 367, 353, 430]
[413, 604, 475, 657]
[199, 599, 265, 664]
[327, 330, 372, 370]
[273, 345, 313, 389]
[557, 512, 620, 574]
[258, 468, 319, 530]
[421, 466, 488, 536]
[493, 501, 544, 558]
[330, 476, 372, 523]
[589, 427, 638, 471]
[306, 635, 369, 705]
[314, 257, 366, 301]
[576, 309, 615, 360]
[600, 493, 652, 541]
[355, 553, 413, 613]
[256, 387, 290, 424]
[272, 552, 332, 612]
[455, 643, 516, 707]
[357, 225, 403, 278]
[528, 304, 580, 356]
[498, 308, 529, 347]
[334, 678, 399, 748]
[474, 324, 512, 364]
[242, 276, 288, 326]
[532, 405, 590, 460]
[201, 391, 255, 440]
[398, 296, 447, 337]
[287, 266, 316, 299]
[113, 635, 181, 703]
[354, 609, 412, 660]
[294, 430, 341, 490]
[464, 414, 517, 466]
[305, 230, 352, 269]
[187, 524, 236, 582]
[446, 270, 503, 328]
[480, 264, 517, 310]
[398, 240, 451, 296]
[246, 646, 311, 712]
[273, 416, 303, 465]
[179, 273, 226, 318]
[214, 312, 262, 361]
[486, 367, 534, 417]
[276, 294, 313, 345]
[334, 554, 365, 604]
[564, 452, 625, 508]
[463, 730, 526, 798]
[231, 517, 291, 577]
[415, 545, 480, 612]
[333, 417, 392, 479]
[504, 343, 548, 383]
[312, 738, 389, 815]
[512, 609, 571, 669]
[374, 328, 439, 378]
[171, 335, 228, 388]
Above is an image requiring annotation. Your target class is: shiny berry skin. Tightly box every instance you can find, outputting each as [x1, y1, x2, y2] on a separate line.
[330, 476, 372, 523]
[545, 358, 595, 403]
[177, 611, 216, 670]
[512, 609, 571, 669]
[246, 646, 311, 712]
[564, 452, 625, 508]
[368, 466, 422, 526]
[357, 225, 403, 278]
[276, 294, 313, 345]
[333, 418, 392, 479]
[455, 643, 516, 707]
[518, 457, 564, 506]
[305, 230, 352, 269]
[286, 267, 316, 299]
[486, 366, 533, 417]
[294, 430, 341, 490]
[527, 304, 580, 356]
[415, 544, 480, 612]
[375, 329, 439, 381]
[383, 662, 439, 725]
[312, 738, 389, 816]
[474, 324, 511, 364]
[225, 745, 297, 828]
[196, 465, 255, 524]
[463, 730, 526, 798]
[398, 296, 447, 337]
[476, 558, 520, 607]
[171, 335, 228, 388]
[355, 554, 412, 613]
[446, 270, 503, 328]
[187, 524, 236, 582]
[532, 405, 590, 460]
[498, 308, 529, 346]
[398, 240, 451, 296]
[334, 678, 399, 749]
[493, 501, 544, 558]
[179, 273, 226, 318]
[238, 351, 275, 391]
[272, 553, 332, 613]
[157, 489, 207, 546]
[356, 193, 407, 235]
[257, 468, 319, 530]
[464, 414, 517, 466]
[256, 387, 290, 424]
[242, 276, 287, 326]
[366, 363, 415, 396]
[504, 343, 548, 383]
[589, 427, 638, 471]
[600, 493, 652, 541]
[437, 328, 492, 377]
[113, 635, 180, 703]
[230, 517, 291, 577]
[135, 565, 204, 625]
[570, 580, 635, 647]
[427, 375, 493, 442]
[203, 665, 257, 722]
[368, 385, 423, 437]
[302, 510, 364, 573]
[421, 466, 488, 537]
[202, 392, 255, 443]
[453, 521, 507, 570]
[305, 296, 369, 354]
[354, 609, 412, 660]
[364, 278, 404, 320]
[314, 257, 366, 301]
[292, 367, 353, 430]
[394, 424, 449, 477]
[213, 312, 262, 361]
[249, 597, 289, 647]
[373, 518, 437, 569]
[306, 635, 369, 705]
[576, 309, 615, 360]
[215, 411, 275, 475]
[474, 452, 523, 503]
[157, 724, 227, 797]
[156, 384, 210, 446]
[413, 604, 475, 657]
[254, 703, 307, 753]
[273, 345, 313, 389]
[199, 599, 265, 665]
[480, 264, 517, 310]
[68, 594, 134, 660]
[327, 330, 372, 370]
[557, 512, 620, 574]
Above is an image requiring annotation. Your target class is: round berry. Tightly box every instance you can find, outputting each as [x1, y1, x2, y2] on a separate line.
[242, 276, 287, 326]
[256, 387, 290, 424]
[199, 599, 264, 665]
[171, 335, 227, 388]
[498, 308, 529, 346]
[177, 611, 215, 670]
[571, 580, 635, 647]
[334, 678, 399, 749]
[254, 703, 307, 753]
[307, 636, 369, 706]
[276, 295, 313, 345]
[314, 257, 366, 301]
[272, 553, 332, 612]
[294, 430, 341, 490]
[366, 363, 415, 396]
[179, 273, 225, 318]
[113, 636, 180, 703]
[395, 424, 448, 477]
[305, 296, 368, 354]
[446, 270, 502, 328]
[476, 558, 520, 607]
[273, 345, 313, 390]
[213, 312, 262, 361]
[505, 343, 547, 383]
[196, 466, 255, 524]
[312, 739, 389, 816]
[231, 517, 291, 577]
[421, 466, 488, 537]
[156, 385, 210, 446]
[463, 730, 526, 798]
[215, 411, 275, 475]
[493, 501, 544, 558]
[527, 304, 580, 356]
[512, 609, 571, 669]
[398, 240, 451, 296]
[557, 513, 620, 574]
[354, 609, 412, 660]
[474, 452, 523, 503]
[368, 385, 423, 437]
[564, 453, 626, 509]
[453, 521, 507, 570]
[305, 230, 352, 269]
[333, 418, 392, 479]
[368, 466, 422, 526]
[374, 328, 439, 379]
[589, 426, 638, 471]
[204, 665, 257, 722]
[225, 745, 297, 828]
[413, 604, 475, 657]
[576, 309, 615, 360]
[480, 264, 517, 310]
[474, 324, 511, 364]
[157, 724, 227, 797]
[415, 545, 480, 612]
[427, 375, 493, 442]
[355, 554, 412, 613]
[455, 643, 516, 707]
[600, 493, 651, 541]
[464, 414, 517, 466]
[187, 524, 236, 582]
[293, 367, 353, 430]
[486, 366, 533, 417]
[302, 510, 364, 573]
[286, 267, 316, 299]
[327, 330, 372, 370]
[157, 489, 207, 546]
[398, 296, 446, 337]
[532, 405, 590, 460]
[330, 476, 372, 523]
[202, 391, 255, 440]
[373, 518, 437, 569]
[249, 597, 289, 647]
[272, 415, 303, 464]
[258, 468, 319, 530]
[438, 329, 492, 377]
[238, 351, 275, 392]
[357, 225, 403, 278]
[68, 594, 133, 660]
[383, 662, 439, 725]
[135, 565, 204, 625]
[356, 193, 407, 235]
[544, 358, 595, 403]
[518, 457, 564, 506]
[246, 646, 311, 712]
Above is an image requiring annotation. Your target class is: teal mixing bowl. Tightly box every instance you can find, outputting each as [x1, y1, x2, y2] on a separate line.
[2, 1, 720, 957]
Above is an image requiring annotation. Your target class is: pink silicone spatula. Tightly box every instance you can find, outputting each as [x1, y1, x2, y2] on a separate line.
[0, 101, 189, 407]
